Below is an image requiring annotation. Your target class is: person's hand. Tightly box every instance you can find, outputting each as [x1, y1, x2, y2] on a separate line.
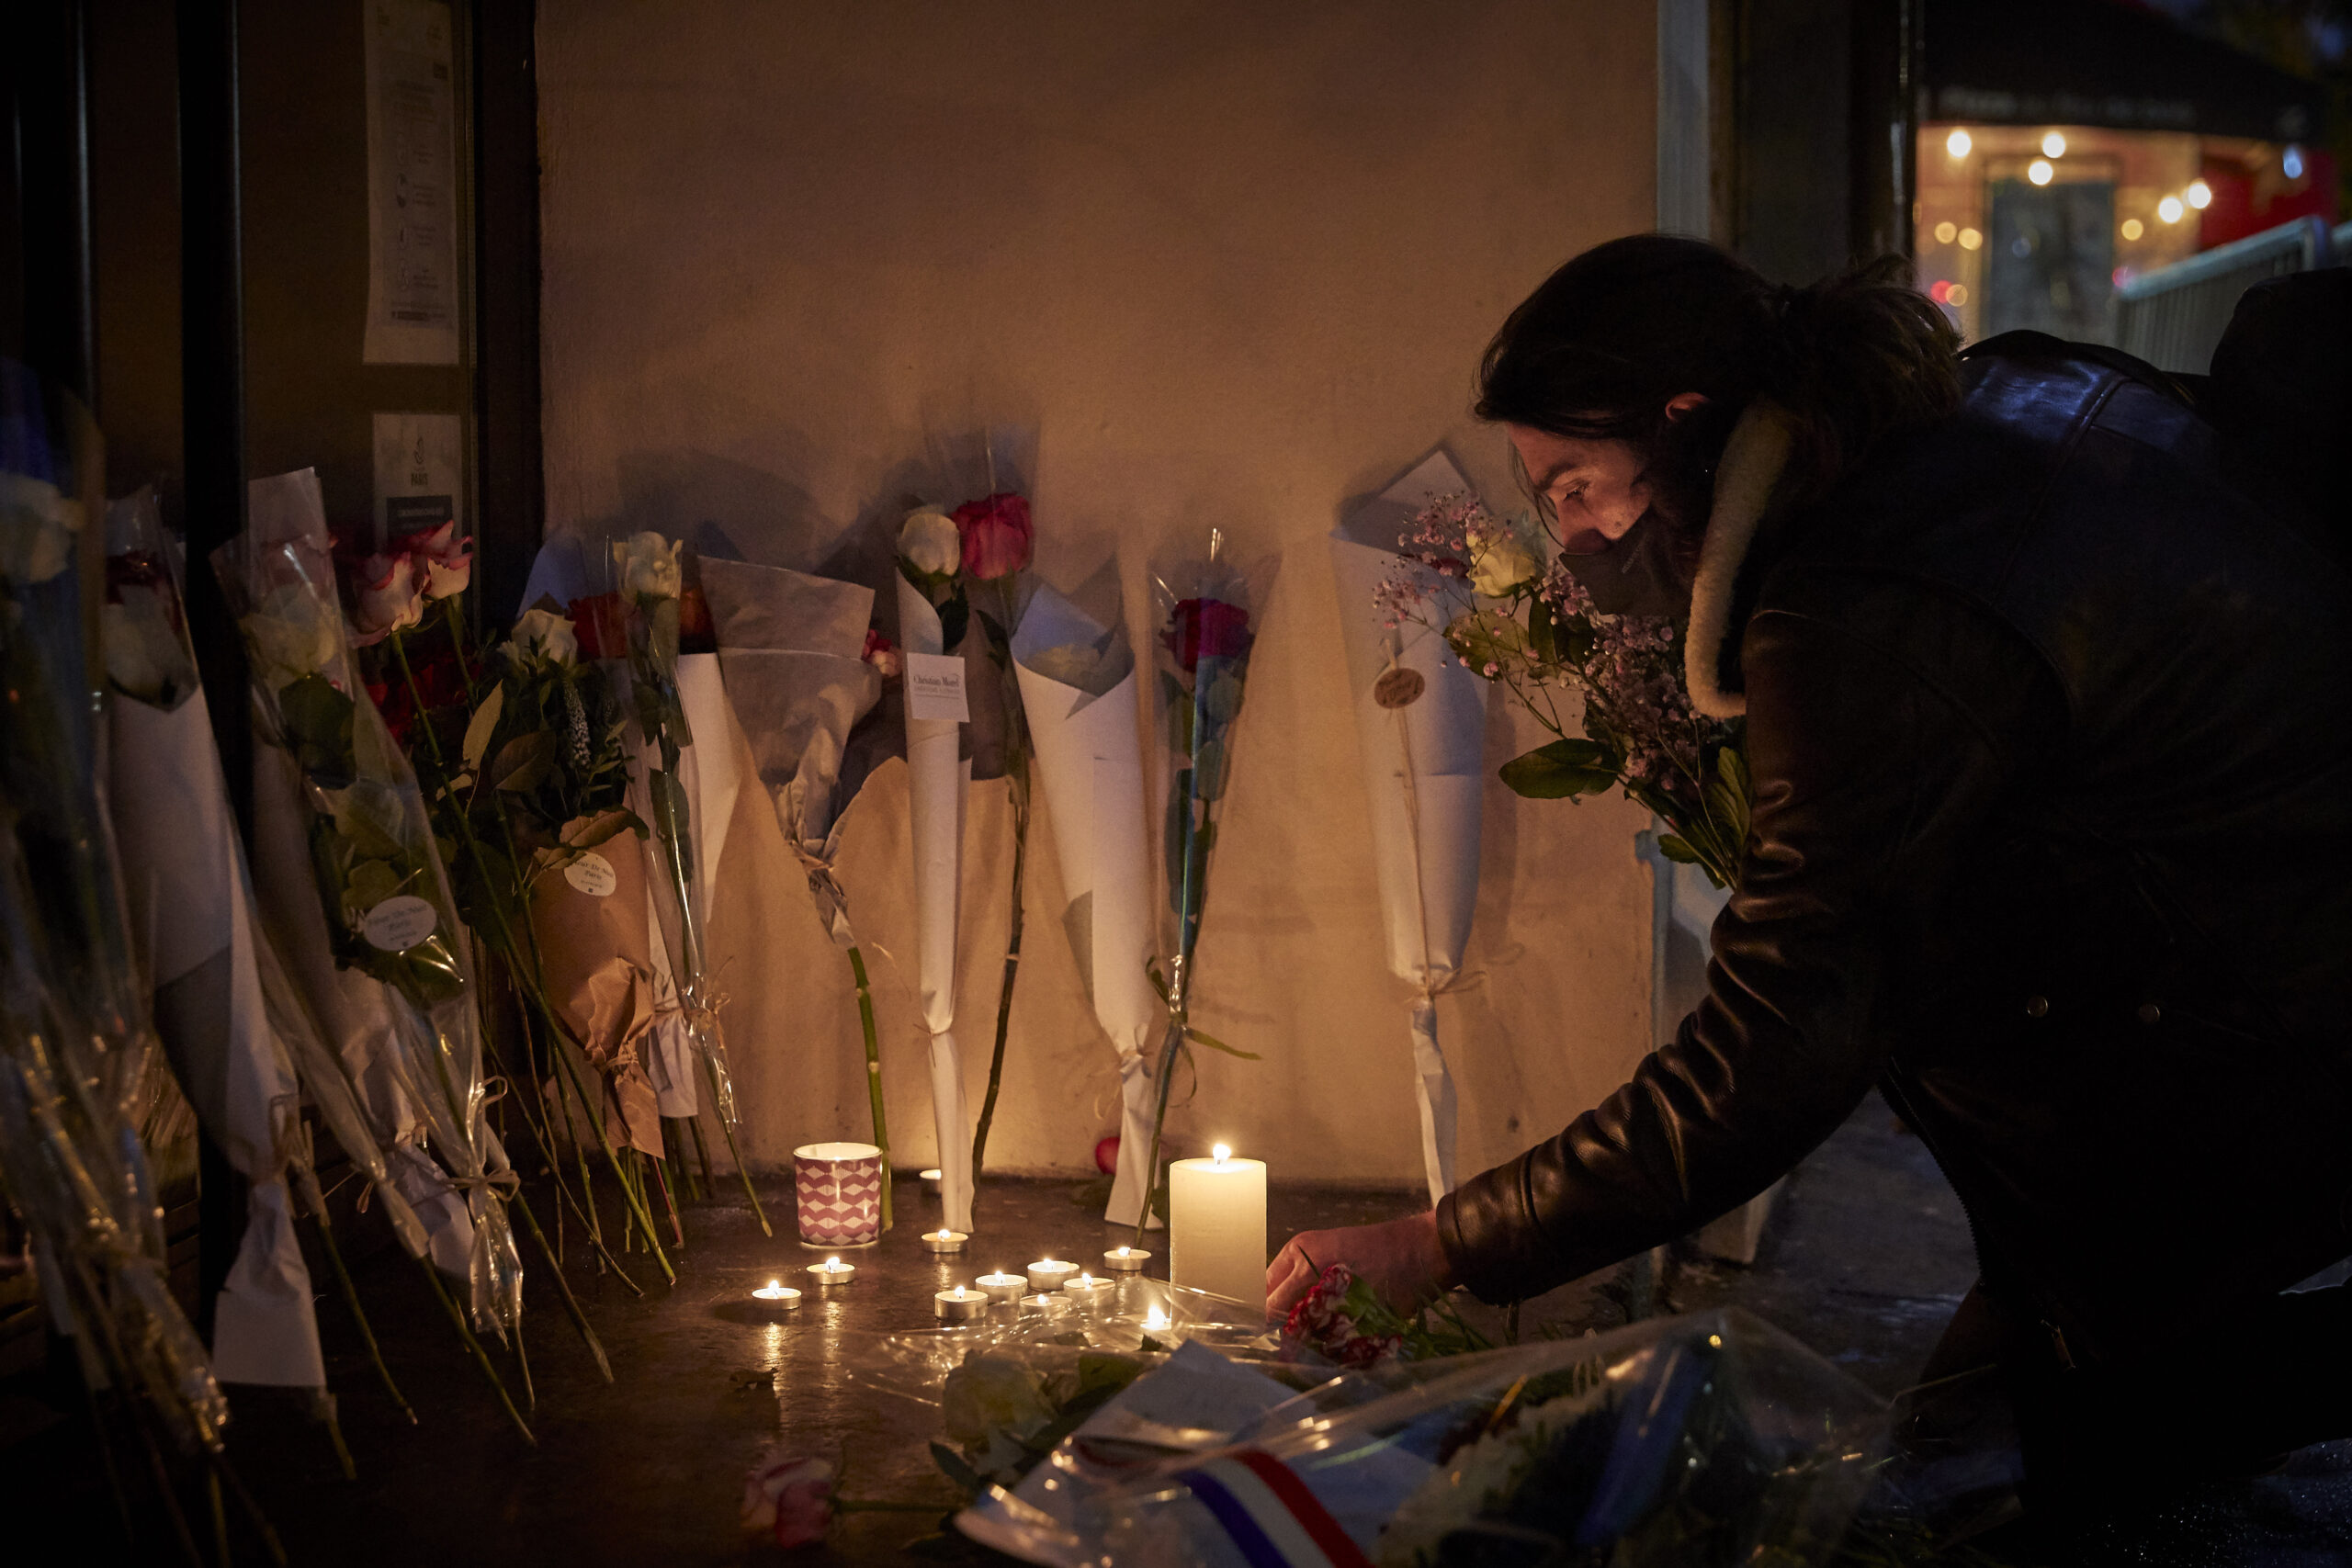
[1265, 1210, 1453, 1323]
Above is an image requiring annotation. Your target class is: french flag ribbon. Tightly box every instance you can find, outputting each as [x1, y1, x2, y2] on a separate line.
[1178, 1449, 1373, 1568]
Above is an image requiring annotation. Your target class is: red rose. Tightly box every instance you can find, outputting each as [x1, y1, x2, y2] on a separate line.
[953, 492, 1034, 582]
[567, 592, 628, 660]
[741, 1450, 834, 1550]
[1163, 597, 1253, 673]
[860, 626, 902, 680]
[677, 585, 716, 653]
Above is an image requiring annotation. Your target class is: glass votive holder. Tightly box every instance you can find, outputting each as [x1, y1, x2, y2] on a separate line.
[933, 1285, 987, 1323]
[1102, 1246, 1151, 1275]
[975, 1270, 1029, 1305]
[1061, 1273, 1116, 1310]
[1025, 1258, 1079, 1292]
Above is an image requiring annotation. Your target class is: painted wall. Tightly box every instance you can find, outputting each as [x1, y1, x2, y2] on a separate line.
[537, 0, 1664, 1186]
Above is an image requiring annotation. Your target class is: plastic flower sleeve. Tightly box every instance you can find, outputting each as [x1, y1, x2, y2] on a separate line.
[216, 468, 522, 1335]
[1083, 1308, 1884, 1568]
[0, 362, 226, 1454]
[1011, 581, 1160, 1228]
[102, 486, 324, 1386]
[1131, 532, 1272, 1234]
[1329, 454, 1488, 1204]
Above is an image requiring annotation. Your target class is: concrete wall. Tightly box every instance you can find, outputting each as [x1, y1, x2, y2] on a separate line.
[537, 0, 1665, 1187]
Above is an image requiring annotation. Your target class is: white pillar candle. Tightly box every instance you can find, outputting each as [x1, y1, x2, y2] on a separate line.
[1168, 1145, 1267, 1314]
[1025, 1258, 1079, 1292]
[975, 1270, 1029, 1304]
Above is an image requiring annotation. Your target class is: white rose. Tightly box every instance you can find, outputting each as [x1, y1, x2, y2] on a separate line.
[613, 531, 682, 601]
[102, 584, 198, 705]
[241, 582, 343, 687]
[1466, 515, 1541, 598]
[898, 507, 961, 580]
[0, 471, 83, 585]
[506, 605, 579, 667]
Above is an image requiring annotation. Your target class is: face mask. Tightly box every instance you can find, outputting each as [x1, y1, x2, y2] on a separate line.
[1557, 509, 1691, 620]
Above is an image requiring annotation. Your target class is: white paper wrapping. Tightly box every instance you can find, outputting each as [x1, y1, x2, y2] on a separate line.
[898, 574, 975, 1235]
[1011, 581, 1162, 1229]
[107, 689, 324, 1387]
[1330, 451, 1488, 1203]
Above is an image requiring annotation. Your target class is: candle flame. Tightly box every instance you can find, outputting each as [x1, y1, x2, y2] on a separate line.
[1213, 1143, 1231, 1165]
[826, 1257, 840, 1268]
[767, 1279, 779, 1291]
[1145, 1306, 1170, 1330]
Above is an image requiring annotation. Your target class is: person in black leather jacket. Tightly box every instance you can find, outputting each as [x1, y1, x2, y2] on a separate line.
[1268, 235, 2352, 1496]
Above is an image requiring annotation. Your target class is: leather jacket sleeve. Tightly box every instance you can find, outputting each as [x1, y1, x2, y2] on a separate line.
[1436, 587, 2064, 1303]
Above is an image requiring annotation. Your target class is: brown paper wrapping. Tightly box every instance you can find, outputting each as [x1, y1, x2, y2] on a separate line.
[529, 825, 666, 1158]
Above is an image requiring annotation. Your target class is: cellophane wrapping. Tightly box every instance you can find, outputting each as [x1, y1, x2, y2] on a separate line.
[0, 362, 225, 1450]
[214, 468, 522, 1334]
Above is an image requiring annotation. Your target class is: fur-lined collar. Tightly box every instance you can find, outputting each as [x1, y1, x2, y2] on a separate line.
[1685, 401, 1793, 719]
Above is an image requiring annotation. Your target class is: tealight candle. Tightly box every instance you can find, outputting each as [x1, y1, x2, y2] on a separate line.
[1062, 1273, 1116, 1308]
[1142, 1304, 1171, 1333]
[751, 1280, 802, 1315]
[975, 1270, 1029, 1304]
[1169, 1144, 1267, 1314]
[921, 1168, 943, 1194]
[805, 1256, 855, 1289]
[1102, 1245, 1151, 1275]
[933, 1285, 987, 1323]
[921, 1228, 968, 1255]
[1025, 1258, 1079, 1292]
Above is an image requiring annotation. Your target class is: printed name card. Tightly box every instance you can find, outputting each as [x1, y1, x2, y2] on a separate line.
[904, 651, 970, 722]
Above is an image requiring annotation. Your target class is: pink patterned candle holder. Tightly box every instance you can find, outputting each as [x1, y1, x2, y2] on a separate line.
[794, 1142, 884, 1247]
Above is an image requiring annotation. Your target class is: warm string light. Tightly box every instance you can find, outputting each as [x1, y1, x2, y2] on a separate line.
[2041, 130, 2067, 158]
[1946, 128, 1972, 159]
[2028, 159, 2053, 186]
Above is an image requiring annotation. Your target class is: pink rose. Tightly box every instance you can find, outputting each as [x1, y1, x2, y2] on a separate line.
[395, 519, 474, 601]
[1163, 597, 1253, 673]
[351, 552, 424, 644]
[741, 1449, 834, 1550]
[861, 626, 902, 681]
[954, 492, 1034, 582]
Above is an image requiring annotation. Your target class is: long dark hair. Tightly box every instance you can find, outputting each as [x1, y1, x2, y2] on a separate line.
[1476, 235, 1962, 555]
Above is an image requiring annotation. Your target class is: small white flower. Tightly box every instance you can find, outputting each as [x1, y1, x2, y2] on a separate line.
[613, 530, 683, 601]
[898, 507, 961, 579]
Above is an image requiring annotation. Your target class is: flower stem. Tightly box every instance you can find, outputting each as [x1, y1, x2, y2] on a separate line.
[846, 944, 892, 1235]
[509, 1190, 616, 1381]
[415, 1255, 535, 1444]
[699, 1048, 772, 1235]
[299, 1174, 415, 1422]
[970, 761, 1029, 1175]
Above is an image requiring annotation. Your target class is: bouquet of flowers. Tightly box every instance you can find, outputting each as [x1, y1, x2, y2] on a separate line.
[1330, 453, 1490, 1204]
[0, 363, 229, 1472]
[101, 485, 328, 1393]
[698, 553, 892, 1224]
[605, 531, 770, 1234]
[1133, 530, 1268, 1238]
[1377, 493, 1747, 889]
[1009, 580, 1159, 1228]
[1101, 1309, 1883, 1568]
[215, 470, 526, 1383]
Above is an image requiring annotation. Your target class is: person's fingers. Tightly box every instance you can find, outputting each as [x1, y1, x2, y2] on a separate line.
[1265, 1251, 1317, 1318]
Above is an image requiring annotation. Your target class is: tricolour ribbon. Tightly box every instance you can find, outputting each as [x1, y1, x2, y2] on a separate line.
[1178, 1450, 1372, 1568]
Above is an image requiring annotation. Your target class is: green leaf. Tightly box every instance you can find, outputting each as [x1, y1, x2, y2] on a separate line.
[489, 729, 559, 793]
[1183, 1027, 1261, 1061]
[460, 684, 505, 771]
[1655, 833, 1702, 865]
[279, 672, 356, 783]
[928, 1441, 982, 1498]
[1498, 738, 1622, 800]
[938, 591, 970, 653]
[1527, 597, 1558, 664]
